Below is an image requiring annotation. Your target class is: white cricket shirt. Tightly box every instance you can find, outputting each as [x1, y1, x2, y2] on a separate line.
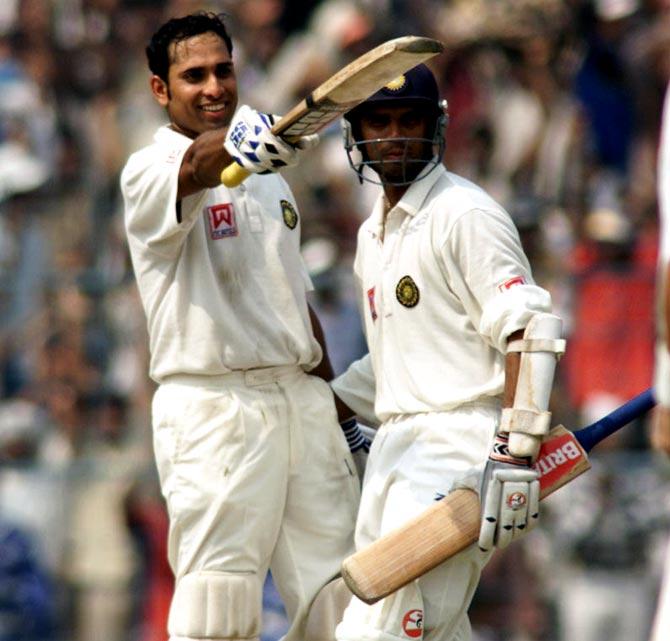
[332, 164, 552, 423]
[121, 126, 320, 383]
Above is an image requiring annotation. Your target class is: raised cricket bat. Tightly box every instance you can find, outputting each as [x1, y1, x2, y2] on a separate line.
[220, 36, 444, 187]
[342, 388, 657, 604]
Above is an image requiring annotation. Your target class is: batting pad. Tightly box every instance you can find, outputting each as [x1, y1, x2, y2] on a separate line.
[168, 571, 261, 640]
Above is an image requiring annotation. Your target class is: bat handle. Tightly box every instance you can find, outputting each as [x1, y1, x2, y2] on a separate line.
[220, 162, 250, 188]
[573, 387, 656, 452]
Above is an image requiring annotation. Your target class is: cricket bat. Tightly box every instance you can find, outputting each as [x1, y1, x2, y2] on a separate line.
[341, 388, 657, 604]
[220, 36, 444, 187]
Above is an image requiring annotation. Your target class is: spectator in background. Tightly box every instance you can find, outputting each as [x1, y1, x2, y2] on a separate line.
[543, 435, 666, 641]
[0, 520, 58, 641]
[564, 188, 656, 431]
[573, 0, 639, 176]
[63, 390, 148, 641]
[0, 398, 65, 640]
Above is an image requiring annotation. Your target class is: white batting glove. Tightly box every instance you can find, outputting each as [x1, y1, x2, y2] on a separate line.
[478, 434, 540, 552]
[340, 417, 371, 481]
[224, 105, 319, 174]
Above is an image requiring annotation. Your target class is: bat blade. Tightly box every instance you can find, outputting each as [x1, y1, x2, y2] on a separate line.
[342, 388, 656, 604]
[220, 36, 444, 187]
[341, 488, 481, 607]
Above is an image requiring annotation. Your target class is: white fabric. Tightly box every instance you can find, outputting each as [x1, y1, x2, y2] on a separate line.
[331, 163, 554, 641]
[153, 367, 359, 641]
[650, 82, 670, 641]
[337, 404, 497, 641]
[121, 125, 320, 384]
[650, 536, 670, 641]
[332, 165, 552, 423]
[303, 578, 353, 641]
[168, 572, 260, 639]
[506, 338, 566, 353]
[499, 407, 552, 435]
[330, 354, 378, 427]
[505, 312, 563, 458]
[655, 345, 670, 407]
[659, 85, 670, 266]
[122, 124, 359, 641]
[656, 83, 670, 408]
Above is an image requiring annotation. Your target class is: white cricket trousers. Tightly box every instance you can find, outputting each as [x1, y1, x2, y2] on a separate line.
[336, 400, 498, 641]
[152, 365, 360, 641]
[647, 532, 670, 641]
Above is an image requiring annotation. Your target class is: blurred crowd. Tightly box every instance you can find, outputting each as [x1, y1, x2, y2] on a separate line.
[1, 0, 670, 640]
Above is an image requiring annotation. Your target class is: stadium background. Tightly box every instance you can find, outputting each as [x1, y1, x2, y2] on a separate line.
[0, 1, 669, 640]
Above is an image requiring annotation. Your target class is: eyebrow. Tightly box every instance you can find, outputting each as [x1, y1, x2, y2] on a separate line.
[178, 60, 233, 76]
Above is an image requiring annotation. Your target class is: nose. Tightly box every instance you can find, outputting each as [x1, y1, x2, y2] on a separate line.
[203, 73, 224, 97]
[387, 122, 401, 138]
[385, 118, 405, 140]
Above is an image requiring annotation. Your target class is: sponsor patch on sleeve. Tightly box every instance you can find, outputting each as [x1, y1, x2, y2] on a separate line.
[207, 203, 238, 239]
[497, 276, 526, 292]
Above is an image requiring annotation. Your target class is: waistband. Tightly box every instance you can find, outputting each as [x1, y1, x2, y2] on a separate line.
[383, 396, 502, 426]
[162, 364, 305, 389]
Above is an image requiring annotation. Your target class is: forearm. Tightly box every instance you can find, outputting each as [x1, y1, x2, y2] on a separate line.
[178, 129, 233, 200]
[499, 315, 565, 461]
[307, 304, 336, 382]
[330, 355, 379, 427]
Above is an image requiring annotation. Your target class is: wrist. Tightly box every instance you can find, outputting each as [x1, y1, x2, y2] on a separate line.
[340, 417, 369, 452]
[488, 432, 532, 467]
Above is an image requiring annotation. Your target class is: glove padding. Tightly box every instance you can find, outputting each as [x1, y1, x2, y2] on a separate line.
[478, 439, 540, 551]
[224, 105, 319, 174]
[340, 417, 371, 481]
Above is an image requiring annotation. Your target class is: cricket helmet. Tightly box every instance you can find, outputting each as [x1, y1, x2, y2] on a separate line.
[342, 63, 448, 186]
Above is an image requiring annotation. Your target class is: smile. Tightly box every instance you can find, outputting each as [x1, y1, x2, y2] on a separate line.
[200, 103, 227, 112]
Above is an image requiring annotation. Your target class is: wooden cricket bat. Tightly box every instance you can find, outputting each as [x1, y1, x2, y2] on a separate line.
[342, 388, 657, 604]
[220, 36, 444, 187]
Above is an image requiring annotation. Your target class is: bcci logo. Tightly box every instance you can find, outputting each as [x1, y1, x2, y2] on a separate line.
[396, 275, 420, 308]
[385, 74, 407, 92]
[280, 199, 298, 229]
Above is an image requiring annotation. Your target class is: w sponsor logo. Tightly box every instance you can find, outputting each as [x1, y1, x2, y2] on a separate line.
[207, 203, 238, 239]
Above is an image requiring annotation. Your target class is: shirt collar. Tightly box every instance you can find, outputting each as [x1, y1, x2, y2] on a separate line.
[394, 161, 445, 218]
[154, 124, 192, 147]
[369, 162, 446, 237]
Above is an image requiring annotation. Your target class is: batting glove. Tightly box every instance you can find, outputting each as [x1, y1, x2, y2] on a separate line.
[478, 433, 540, 552]
[340, 417, 371, 481]
[224, 105, 319, 174]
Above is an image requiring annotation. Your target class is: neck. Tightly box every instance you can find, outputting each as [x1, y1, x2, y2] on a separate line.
[383, 184, 408, 208]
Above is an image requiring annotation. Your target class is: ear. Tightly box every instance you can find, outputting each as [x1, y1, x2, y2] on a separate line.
[150, 75, 169, 107]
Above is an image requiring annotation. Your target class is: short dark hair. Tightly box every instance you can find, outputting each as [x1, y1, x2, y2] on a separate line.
[146, 12, 234, 82]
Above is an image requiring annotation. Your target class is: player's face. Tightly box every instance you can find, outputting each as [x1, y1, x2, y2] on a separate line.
[151, 32, 238, 138]
[357, 105, 433, 183]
